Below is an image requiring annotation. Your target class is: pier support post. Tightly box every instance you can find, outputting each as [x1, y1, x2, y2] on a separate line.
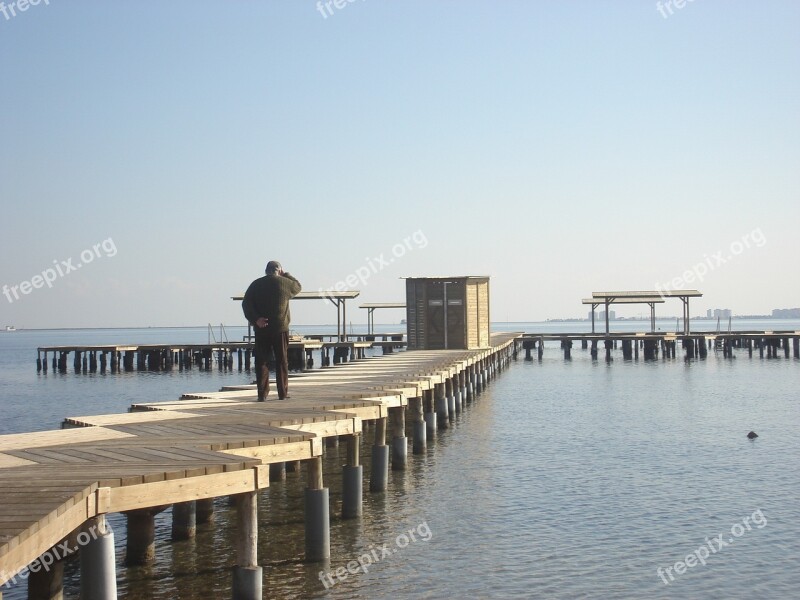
[172, 501, 196, 541]
[434, 382, 449, 429]
[537, 339, 544, 360]
[28, 550, 64, 600]
[793, 337, 799, 358]
[342, 434, 362, 519]
[698, 337, 708, 359]
[590, 340, 598, 360]
[370, 417, 389, 492]
[390, 406, 407, 470]
[409, 396, 426, 453]
[604, 340, 613, 361]
[466, 367, 475, 400]
[232, 491, 262, 600]
[445, 378, 456, 420]
[454, 373, 463, 414]
[423, 389, 437, 440]
[269, 462, 287, 482]
[125, 508, 159, 565]
[621, 339, 632, 360]
[196, 498, 215, 524]
[80, 515, 117, 600]
[305, 457, 330, 561]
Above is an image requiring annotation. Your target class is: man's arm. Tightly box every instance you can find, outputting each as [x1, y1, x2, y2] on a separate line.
[241, 281, 260, 325]
[282, 272, 302, 297]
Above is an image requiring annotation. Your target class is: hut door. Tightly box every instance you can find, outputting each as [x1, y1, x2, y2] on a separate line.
[426, 281, 465, 349]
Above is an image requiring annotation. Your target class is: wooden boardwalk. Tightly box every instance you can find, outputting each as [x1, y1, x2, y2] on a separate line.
[1, 333, 519, 597]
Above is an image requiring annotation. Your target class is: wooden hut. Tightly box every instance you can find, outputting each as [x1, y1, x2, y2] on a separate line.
[404, 276, 490, 350]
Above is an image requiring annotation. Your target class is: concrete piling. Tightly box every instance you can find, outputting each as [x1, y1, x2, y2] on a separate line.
[305, 457, 330, 562]
[370, 417, 389, 492]
[389, 406, 407, 470]
[434, 382, 449, 429]
[410, 396, 426, 453]
[342, 434, 362, 519]
[80, 516, 117, 600]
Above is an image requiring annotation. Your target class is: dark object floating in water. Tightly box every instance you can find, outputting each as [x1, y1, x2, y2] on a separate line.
[747, 431, 758, 439]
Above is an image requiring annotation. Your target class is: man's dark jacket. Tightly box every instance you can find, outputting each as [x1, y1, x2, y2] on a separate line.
[242, 273, 302, 333]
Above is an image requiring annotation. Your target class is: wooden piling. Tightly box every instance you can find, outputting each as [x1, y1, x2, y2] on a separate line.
[196, 498, 215, 524]
[125, 509, 158, 565]
[172, 501, 196, 541]
[27, 551, 64, 600]
[232, 491, 262, 599]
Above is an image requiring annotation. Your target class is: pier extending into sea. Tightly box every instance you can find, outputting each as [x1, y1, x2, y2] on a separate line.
[35, 332, 405, 375]
[521, 330, 800, 361]
[1, 333, 518, 600]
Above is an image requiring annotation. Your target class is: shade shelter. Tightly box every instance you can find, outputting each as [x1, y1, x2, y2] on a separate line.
[582, 297, 666, 334]
[232, 290, 360, 341]
[590, 290, 702, 335]
[359, 302, 406, 335]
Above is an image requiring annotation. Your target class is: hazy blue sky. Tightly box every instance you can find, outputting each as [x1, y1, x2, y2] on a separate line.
[1, 1, 798, 328]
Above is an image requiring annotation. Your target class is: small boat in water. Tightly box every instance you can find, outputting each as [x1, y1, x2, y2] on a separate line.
[4, 325, 16, 332]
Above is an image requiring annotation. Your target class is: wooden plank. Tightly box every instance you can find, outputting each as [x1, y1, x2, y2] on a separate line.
[221, 439, 322, 464]
[0, 488, 94, 584]
[0, 428, 134, 452]
[63, 411, 205, 427]
[0, 453, 37, 468]
[97, 466, 269, 513]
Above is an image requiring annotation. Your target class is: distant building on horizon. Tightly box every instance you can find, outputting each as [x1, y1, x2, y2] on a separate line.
[772, 308, 800, 319]
[707, 308, 732, 319]
[590, 310, 616, 321]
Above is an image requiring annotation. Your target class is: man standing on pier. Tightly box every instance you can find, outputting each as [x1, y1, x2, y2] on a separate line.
[242, 261, 302, 401]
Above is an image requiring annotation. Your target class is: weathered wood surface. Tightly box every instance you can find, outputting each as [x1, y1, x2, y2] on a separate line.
[1, 333, 518, 585]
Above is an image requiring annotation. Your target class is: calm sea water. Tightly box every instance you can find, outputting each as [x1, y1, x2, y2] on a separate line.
[1, 321, 799, 599]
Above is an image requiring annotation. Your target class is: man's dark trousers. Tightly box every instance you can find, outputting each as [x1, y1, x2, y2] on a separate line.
[254, 330, 290, 400]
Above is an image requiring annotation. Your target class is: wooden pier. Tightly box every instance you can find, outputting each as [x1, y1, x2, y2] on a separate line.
[35, 334, 406, 375]
[520, 331, 800, 361]
[1, 333, 518, 599]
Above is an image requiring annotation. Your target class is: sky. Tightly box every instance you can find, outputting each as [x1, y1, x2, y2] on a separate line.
[1, 0, 798, 328]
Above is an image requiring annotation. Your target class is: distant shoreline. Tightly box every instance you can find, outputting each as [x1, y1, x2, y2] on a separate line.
[6, 316, 800, 332]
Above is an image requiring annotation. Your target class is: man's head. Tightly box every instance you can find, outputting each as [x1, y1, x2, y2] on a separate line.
[266, 260, 282, 275]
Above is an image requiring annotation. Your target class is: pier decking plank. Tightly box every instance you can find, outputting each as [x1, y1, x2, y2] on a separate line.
[0, 333, 519, 586]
